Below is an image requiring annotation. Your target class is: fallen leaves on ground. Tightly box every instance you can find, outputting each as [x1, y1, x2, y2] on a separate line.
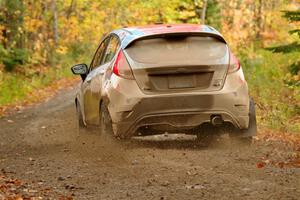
[0, 173, 73, 200]
[256, 157, 300, 169]
[257, 129, 300, 151]
[255, 129, 300, 169]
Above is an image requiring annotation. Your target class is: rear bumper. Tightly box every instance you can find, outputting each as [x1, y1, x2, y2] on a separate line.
[106, 71, 249, 137]
[115, 111, 248, 137]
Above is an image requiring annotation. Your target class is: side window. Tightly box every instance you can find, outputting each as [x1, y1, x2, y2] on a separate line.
[90, 38, 109, 70]
[101, 36, 120, 65]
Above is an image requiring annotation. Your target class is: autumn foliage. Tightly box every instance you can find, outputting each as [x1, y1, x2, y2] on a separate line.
[0, 0, 299, 132]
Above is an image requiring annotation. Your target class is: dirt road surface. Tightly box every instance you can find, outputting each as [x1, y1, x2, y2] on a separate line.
[0, 87, 299, 200]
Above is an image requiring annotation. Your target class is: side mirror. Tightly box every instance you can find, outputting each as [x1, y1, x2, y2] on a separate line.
[71, 63, 88, 75]
[71, 64, 88, 81]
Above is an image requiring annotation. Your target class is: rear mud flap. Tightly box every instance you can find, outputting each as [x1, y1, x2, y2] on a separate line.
[241, 98, 257, 137]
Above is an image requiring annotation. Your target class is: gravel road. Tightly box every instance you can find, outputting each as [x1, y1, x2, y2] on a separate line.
[0, 87, 299, 200]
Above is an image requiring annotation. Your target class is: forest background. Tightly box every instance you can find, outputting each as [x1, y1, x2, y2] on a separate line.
[0, 0, 299, 133]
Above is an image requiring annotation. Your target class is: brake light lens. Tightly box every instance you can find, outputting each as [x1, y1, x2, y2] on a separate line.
[228, 52, 241, 73]
[113, 50, 134, 80]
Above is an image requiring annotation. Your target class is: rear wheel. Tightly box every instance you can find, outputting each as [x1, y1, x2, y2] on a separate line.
[229, 98, 257, 145]
[76, 102, 85, 128]
[76, 102, 86, 134]
[99, 103, 114, 138]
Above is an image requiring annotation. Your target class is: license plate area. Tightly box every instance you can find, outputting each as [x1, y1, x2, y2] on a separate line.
[168, 74, 195, 89]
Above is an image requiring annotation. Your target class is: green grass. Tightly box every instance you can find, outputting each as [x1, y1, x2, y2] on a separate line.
[241, 49, 300, 133]
[0, 66, 72, 106]
[0, 52, 89, 107]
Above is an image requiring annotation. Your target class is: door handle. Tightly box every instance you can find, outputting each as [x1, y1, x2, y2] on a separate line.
[86, 77, 92, 83]
[99, 69, 105, 75]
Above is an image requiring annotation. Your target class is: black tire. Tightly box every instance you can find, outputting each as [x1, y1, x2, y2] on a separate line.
[99, 103, 114, 137]
[229, 98, 257, 144]
[76, 102, 85, 128]
[243, 98, 257, 137]
[75, 102, 87, 135]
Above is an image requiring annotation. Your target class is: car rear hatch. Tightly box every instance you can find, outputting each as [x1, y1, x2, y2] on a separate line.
[124, 34, 229, 94]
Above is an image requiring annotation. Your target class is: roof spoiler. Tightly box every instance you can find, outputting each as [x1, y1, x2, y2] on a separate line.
[124, 32, 227, 49]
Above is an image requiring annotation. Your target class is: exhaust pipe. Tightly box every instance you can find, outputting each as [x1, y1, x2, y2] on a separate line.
[211, 115, 223, 126]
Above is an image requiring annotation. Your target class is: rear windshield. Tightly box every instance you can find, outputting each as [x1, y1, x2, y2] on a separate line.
[125, 36, 228, 65]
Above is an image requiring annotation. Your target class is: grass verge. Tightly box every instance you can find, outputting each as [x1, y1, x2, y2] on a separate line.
[0, 55, 82, 116]
[241, 49, 299, 133]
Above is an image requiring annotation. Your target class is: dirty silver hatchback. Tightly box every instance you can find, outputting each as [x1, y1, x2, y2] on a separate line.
[71, 24, 257, 143]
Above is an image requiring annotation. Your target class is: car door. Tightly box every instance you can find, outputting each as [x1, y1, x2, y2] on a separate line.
[81, 36, 110, 125]
[82, 34, 120, 125]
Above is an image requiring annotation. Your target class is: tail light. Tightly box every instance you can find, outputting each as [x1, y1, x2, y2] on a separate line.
[113, 50, 134, 80]
[228, 52, 241, 73]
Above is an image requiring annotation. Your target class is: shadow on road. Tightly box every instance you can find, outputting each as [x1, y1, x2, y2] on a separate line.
[77, 126, 251, 151]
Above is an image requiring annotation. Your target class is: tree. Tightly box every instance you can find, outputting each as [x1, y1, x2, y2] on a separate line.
[0, 0, 28, 71]
[51, 0, 59, 46]
[266, 9, 300, 86]
[255, 0, 264, 40]
[201, 0, 207, 24]
[206, 0, 221, 29]
[175, 0, 220, 27]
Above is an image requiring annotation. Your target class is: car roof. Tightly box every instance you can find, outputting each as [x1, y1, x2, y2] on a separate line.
[124, 24, 218, 34]
[110, 24, 225, 48]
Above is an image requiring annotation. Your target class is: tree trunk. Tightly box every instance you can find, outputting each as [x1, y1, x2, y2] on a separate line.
[67, 0, 76, 19]
[256, 0, 263, 39]
[51, 0, 58, 46]
[201, 0, 207, 24]
[42, 1, 51, 63]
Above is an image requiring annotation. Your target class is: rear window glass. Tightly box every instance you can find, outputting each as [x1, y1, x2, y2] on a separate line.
[125, 36, 228, 65]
